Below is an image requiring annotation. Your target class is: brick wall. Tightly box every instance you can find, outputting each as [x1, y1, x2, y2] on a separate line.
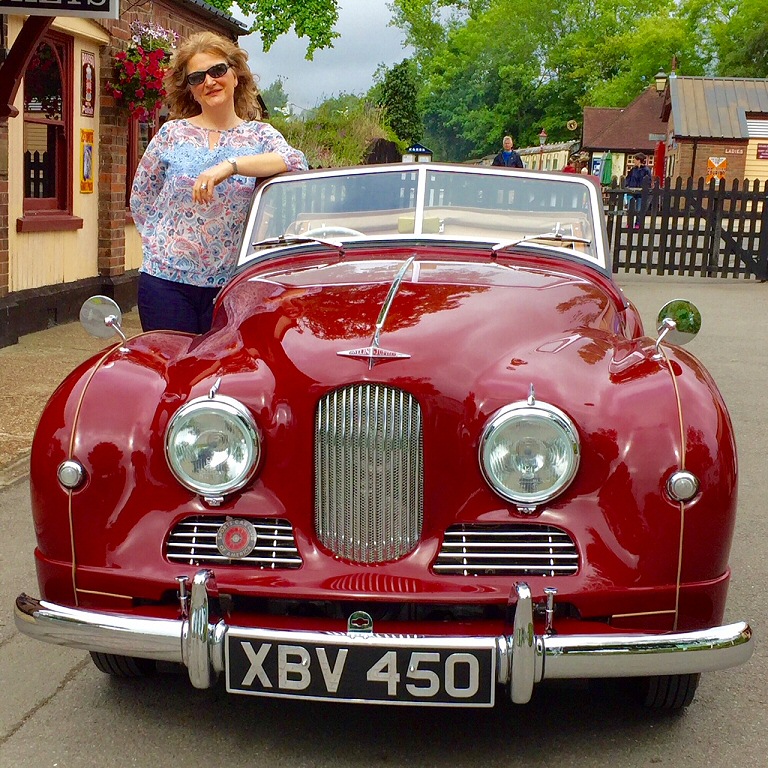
[672, 139, 748, 182]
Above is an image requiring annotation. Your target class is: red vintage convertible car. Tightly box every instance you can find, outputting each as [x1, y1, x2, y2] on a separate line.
[15, 163, 753, 709]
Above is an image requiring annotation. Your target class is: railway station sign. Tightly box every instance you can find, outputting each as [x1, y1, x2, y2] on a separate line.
[0, 0, 119, 20]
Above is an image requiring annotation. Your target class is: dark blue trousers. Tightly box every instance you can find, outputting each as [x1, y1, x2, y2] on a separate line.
[137, 272, 220, 334]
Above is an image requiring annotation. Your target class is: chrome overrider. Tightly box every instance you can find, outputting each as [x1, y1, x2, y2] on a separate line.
[14, 573, 753, 704]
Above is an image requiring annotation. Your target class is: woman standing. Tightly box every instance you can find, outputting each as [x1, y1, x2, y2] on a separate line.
[130, 31, 307, 333]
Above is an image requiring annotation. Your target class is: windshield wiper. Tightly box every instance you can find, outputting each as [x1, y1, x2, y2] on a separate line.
[492, 230, 592, 254]
[250, 234, 346, 254]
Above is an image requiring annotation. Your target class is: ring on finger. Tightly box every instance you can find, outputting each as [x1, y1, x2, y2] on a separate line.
[201, 182, 208, 190]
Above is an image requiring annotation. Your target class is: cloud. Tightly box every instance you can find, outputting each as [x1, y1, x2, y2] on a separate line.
[239, 1, 412, 111]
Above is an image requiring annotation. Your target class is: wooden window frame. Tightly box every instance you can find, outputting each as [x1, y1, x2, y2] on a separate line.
[17, 31, 82, 233]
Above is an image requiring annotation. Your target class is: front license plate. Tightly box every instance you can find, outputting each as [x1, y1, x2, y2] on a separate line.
[225, 631, 496, 706]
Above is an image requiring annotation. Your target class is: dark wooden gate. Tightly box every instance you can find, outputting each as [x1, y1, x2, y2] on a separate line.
[603, 177, 768, 280]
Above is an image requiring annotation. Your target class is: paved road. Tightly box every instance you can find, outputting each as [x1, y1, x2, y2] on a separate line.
[0, 275, 765, 767]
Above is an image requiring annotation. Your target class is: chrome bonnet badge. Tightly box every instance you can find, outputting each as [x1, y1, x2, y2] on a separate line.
[337, 256, 415, 369]
[337, 346, 411, 365]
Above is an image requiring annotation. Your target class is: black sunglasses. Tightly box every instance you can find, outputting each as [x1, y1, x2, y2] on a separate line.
[186, 62, 230, 87]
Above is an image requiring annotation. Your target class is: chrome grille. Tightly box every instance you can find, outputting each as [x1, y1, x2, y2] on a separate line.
[166, 516, 301, 568]
[315, 384, 423, 563]
[434, 524, 578, 577]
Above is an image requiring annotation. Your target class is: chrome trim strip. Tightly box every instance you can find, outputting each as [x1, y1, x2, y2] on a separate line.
[413, 166, 428, 234]
[338, 256, 415, 368]
[15, 574, 754, 700]
[373, 255, 415, 348]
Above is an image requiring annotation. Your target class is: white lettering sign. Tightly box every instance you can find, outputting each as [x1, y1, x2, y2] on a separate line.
[0, 0, 118, 19]
[236, 641, 483, 701]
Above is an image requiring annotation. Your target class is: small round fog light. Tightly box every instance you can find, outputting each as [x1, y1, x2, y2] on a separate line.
[667, 470, 699, 501]
[57, 460, 85, 489]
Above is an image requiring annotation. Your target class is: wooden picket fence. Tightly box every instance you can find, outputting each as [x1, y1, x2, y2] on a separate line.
[602, 177, 768, 281]
[23, 150, 55, 198]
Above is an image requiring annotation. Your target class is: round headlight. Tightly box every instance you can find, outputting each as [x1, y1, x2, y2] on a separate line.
[479, 401, 580, 505]
[165, 395, 260, 496]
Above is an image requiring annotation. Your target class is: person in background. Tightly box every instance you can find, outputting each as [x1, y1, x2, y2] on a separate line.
[562, 155, 577, 173]
[130, 31, 307, 334]
[625, 153, 652, 230]
[492, 135, 524, 168]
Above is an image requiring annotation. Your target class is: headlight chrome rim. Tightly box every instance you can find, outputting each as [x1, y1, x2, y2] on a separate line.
[165, 395, 260, 496]
[479, 401, 580, 505]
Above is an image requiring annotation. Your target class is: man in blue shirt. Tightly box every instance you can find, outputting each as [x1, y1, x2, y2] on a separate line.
[492, 136, 524, 168]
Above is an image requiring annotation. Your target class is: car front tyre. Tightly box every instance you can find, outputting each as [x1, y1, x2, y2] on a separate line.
[639, 673, 700, 710]
[590, 673, 700, 711]
[90, 652, 157, 678]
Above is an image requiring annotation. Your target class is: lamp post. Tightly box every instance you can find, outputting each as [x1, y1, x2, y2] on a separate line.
[654, 70, 668, 94]
[538, 128, 548, 170]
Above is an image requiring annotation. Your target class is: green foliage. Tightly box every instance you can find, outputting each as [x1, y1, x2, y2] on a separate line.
[377, 60, 423, 143]
[709, 0, 768, 77]
[261, 77, 289, 115]
[214, 0, 340, 59]
[410, 0, 551, 160]
[269, 95, 401, 167]
[393, 0, 741, 161]
[206, 0, 768, 162]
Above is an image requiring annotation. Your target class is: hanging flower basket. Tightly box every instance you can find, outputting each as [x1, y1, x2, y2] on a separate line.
[106, 22, 178, 120]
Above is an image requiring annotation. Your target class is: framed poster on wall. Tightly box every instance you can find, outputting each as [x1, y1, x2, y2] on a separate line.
[80, 129, 94, 193]
[81, 51, 96, 117]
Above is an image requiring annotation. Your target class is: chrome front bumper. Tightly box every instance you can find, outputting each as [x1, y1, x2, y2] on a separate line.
[15, 572, 754, 705]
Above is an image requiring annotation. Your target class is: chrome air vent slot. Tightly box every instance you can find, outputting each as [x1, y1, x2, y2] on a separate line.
[315, 384, 423, 563]
[434, 524, 578, 577]
[166, 516, 301, 568]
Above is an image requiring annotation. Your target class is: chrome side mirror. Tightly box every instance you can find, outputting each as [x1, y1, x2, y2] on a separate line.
[656, 299, 701, 347]
[80, 295, 127, 345]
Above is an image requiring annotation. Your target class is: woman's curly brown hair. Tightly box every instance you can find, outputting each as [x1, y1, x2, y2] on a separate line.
[163, 31, 263, 121]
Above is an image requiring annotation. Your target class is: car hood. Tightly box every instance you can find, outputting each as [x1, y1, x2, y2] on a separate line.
[203, 253, 629, 403]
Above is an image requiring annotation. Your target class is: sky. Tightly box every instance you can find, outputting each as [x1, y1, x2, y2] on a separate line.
[238, 2, 413, 112]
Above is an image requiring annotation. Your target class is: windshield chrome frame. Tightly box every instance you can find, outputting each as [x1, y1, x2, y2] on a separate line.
[237, 163, 609, 272]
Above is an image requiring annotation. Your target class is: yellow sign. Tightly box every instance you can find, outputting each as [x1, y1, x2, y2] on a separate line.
[80, 129, 94, 193]
[706, 157, 726, 183]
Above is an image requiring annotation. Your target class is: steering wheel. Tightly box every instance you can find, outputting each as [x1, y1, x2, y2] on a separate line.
[303, 226, 365, 238]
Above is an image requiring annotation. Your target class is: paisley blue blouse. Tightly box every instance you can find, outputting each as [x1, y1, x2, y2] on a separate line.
[130, 119, 307, 287]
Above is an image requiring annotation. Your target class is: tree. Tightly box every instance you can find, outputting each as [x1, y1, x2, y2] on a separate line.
[204, 0, 340, 58]
[709, 0, 768, 77]
[392, 0, 716, 161]
[377, 60, 423, 143]
[261, 77, 289, 115]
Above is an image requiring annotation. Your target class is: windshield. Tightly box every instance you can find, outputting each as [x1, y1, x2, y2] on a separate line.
[243, 165, 604, 267]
